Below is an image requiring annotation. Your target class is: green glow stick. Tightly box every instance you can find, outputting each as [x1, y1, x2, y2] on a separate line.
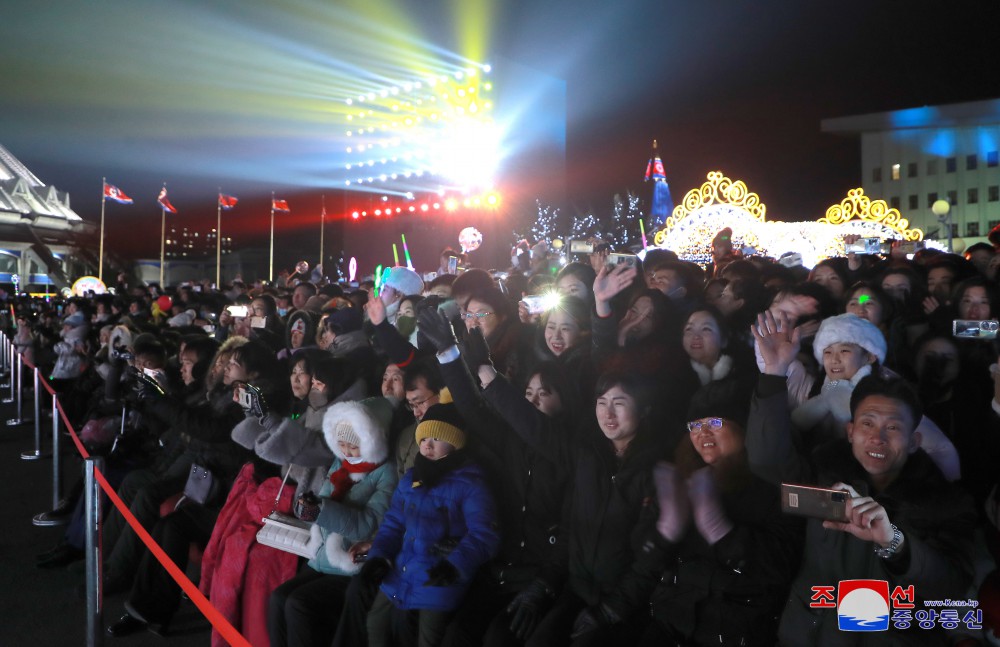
[393, 244, 400, 267]
[639, 219, 648, 250]
[401, 234, 413, 269]
[374, 264, 383, 297]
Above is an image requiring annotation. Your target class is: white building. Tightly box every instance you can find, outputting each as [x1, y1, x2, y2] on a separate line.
[822, 98, 1000, 247]
[0, 143, 95, 291]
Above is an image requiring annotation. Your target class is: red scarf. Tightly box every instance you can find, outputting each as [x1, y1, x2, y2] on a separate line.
[328, 459, 382, 501]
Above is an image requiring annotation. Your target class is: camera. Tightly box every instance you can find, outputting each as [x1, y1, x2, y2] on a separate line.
[607, 252, 638, 269]
[952, 319, 1000, 340]
[895, 241, 925, 255]
[227, 305, 249, 318]
[780, 483, 850, 522]
[110, 346, 134, 362]
[845, 237, 883, 255]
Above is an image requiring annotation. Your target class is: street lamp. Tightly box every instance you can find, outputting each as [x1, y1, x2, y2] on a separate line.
[932, 198, 952, 252]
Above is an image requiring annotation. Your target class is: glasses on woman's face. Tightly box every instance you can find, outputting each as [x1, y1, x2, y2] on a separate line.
[460, 311, 492, 320]
[687, 418, 724, 433]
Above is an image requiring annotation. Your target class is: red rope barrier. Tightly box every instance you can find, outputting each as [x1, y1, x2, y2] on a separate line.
[45, 365, 251, 647]
[92, 469, 251, 647]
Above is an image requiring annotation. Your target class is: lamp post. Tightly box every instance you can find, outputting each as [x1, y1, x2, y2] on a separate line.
[932, 198, 952, 252]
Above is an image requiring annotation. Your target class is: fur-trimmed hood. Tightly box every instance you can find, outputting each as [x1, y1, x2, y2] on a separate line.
[322, 397, 393, 464]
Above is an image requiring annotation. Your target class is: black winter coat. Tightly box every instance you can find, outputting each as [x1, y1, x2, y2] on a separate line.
[482, 374, 663, 619]
[441, 359, 567, 587]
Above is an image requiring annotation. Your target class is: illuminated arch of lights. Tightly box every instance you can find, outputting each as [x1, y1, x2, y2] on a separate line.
[651, 173, 928, 268]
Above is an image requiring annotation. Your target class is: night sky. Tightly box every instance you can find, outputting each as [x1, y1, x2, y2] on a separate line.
[2, 0, 999, 268]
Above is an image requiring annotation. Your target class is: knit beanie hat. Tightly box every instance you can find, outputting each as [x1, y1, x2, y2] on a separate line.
[812, 313, 887, 365]
[414, 402, 466, 450]
[382, 266, 424, 298]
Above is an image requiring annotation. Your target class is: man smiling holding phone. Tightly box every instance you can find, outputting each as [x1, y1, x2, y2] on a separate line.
[747, 310, 977, 645]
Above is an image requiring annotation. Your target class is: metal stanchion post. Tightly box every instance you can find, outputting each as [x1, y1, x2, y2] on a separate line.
[84, 457, 104, 647]
[21, 367, 48, 460]
[2, 346, 14, 404]
[0, 333, 8, 377]
[0, 337, 11, 387]
[32, 392, 67, 526]
[6, 352, 24, 424]
[51, 391, 61, 508]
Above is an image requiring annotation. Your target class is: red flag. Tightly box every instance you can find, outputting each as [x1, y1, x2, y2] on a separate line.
[219, 194, 238, 210]
[158, 187, 177, 213]
[103, 182, 133, 204]
[272, 198, 290, 212]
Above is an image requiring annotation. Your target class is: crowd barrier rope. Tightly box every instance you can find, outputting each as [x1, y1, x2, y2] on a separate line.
[1, 330, 252, 647]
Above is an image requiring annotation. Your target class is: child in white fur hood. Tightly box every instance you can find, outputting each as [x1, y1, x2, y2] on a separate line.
[789, 313, 961, 481]
[267, 397, 398, 647]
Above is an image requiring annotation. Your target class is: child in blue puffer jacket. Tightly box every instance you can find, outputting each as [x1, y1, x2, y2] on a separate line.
[359, 402, 500, 647]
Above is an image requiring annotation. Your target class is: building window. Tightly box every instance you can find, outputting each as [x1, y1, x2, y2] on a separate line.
[927, 159, 938, 175]
[988, 151, 999, 167]
[890, 196, 900, 210]
[946, 157, 957, 173]
[908, 194, 919, 210]
[891, 164, 901, 181]
[950, 224, 959, 238]
[989, 219, 1000, 230]
[990, 186, 1000, 202]
[967, 154, 978, 171]
[947, 190, 958, 205]
[907, 162, 917, 178]
[928, 192, 938, 207]
[872, 167, 882, 183]
[967, 222, 980, 237]
[968, 188, 979, 204]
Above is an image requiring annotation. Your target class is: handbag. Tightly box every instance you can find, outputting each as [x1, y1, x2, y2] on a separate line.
[181, 464, 220, 506]
[256, 468, 318, 559]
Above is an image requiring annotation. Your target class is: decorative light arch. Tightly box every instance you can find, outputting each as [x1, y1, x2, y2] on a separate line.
[817, 188, 924, 241]
[650, 173, 930, 268]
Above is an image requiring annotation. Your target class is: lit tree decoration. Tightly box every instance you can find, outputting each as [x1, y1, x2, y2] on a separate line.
[606, 191, 645, 249]
[530, 199, 561, 243]
[570, 212, 600, 239]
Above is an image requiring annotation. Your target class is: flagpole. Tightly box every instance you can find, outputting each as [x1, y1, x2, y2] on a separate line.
[269, 192, 275, 283]
[319, 194, 325, 270]
[216, 189, 222, 289]
[99, 177, 106, 282]
[160, 206, 166, 288]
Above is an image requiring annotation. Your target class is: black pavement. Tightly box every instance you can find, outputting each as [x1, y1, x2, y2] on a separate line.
[0, 389, 213, 646]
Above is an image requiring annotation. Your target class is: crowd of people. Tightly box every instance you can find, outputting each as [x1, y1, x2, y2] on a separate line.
[13, 232, 1000, 646]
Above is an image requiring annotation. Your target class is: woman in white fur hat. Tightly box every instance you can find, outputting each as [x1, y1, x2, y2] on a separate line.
[788, 313, 960, 481]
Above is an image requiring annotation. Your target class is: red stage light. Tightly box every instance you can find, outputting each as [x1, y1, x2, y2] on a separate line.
[375, 209, 382, 216]
[352, 211, 360, 219]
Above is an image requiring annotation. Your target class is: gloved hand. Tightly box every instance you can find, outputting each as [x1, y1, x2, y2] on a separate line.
[462, 326, 494, 373]
[652, 461, 689, 543]
[570, 602, 620, 639]
[431, 536, 460, 558]
[417, 307, 458, 353]
[358, 556, 391, 587]
[134, 372, 165, 400]
[687, 466, 734, 545]
[423, 560, 460, 587]
[235, 382, 268, 421]
[506, 579, 554, 641]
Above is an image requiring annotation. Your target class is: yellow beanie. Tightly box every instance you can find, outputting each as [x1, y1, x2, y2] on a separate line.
[414, 403, 465, 449]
